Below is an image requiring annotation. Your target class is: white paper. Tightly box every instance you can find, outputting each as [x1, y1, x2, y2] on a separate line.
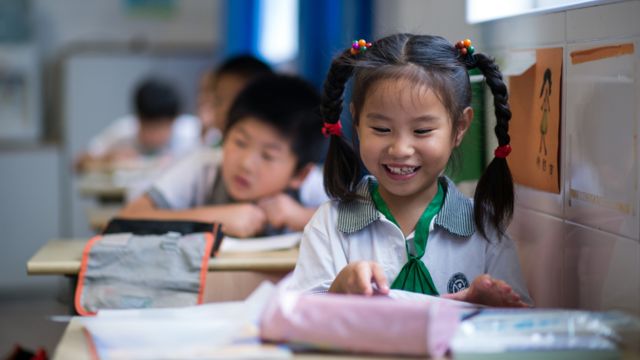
[220, 232, 302, 253]
[81, 281, 289, 359]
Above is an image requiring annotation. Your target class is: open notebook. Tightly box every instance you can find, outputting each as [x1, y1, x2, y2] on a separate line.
[219, 232, 302, 253]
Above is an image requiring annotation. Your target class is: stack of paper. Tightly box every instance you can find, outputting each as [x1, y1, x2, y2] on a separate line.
[450, 309, 640, 360]
[81, 282, 291, 360]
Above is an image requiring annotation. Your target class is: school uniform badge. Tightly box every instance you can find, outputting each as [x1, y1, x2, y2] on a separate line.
[447, 272, 469, 293]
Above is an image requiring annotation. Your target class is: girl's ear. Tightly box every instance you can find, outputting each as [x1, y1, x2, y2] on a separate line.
[288, 163, 315, 190]
[454, 107, 474, 147]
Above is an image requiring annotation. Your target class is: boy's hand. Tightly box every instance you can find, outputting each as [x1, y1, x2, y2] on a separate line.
[258, 194, 315, 231]
[329, 261, 390, 296]
[442, 274, 528, 307]
[216, 203, 267, 238]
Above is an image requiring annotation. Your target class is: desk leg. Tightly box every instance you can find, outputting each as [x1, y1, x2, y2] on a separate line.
[204, 271, 289, 302]
[62, 275, 79, 315]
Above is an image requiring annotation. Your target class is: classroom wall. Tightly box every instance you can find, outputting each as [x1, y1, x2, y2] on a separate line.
[0, 147, 61, 294]
[477, 0, 640, 315]
[374, 0, 480, 42]
[0, 1, 221, 293]
[32, 0, 220, 61]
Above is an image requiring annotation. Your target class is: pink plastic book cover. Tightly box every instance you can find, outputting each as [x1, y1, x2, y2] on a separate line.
[260, 287, 463, 358]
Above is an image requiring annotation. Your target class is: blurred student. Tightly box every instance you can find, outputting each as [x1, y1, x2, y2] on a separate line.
[75, 78, 200, 171]
[121, 74, 329, 238]
[197, 55, 273, 147]
[197, 55, 325, 208]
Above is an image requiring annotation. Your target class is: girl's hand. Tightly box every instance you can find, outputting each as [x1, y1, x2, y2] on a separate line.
[442, 274, 528, 307]
[329, 261, 390, 296]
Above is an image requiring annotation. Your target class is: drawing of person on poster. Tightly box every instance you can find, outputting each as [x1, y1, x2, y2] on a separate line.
[507, 47, 562, 193]
[539, 68, 551, 157]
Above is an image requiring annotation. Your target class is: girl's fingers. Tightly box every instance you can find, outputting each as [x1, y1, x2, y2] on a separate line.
[370, 262, 389, 295]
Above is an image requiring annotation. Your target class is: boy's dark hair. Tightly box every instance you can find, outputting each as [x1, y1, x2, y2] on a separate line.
[133, 78, 181, 122]
[225, 74, 326, 171]
[322, 33, 513, 238]
[216, 54, 273, 81]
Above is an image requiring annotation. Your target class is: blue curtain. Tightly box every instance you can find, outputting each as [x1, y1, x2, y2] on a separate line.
[223, 0, 261, 56]
[223, 0, 373, 87]
[298, 0, 373, 90]
[299, 0, 373, 142]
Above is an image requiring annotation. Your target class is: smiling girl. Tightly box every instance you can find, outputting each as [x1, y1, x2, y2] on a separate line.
[289, 34, 532, 307]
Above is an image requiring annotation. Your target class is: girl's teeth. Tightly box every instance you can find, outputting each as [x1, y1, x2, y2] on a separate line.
[387, 166, 416, 175]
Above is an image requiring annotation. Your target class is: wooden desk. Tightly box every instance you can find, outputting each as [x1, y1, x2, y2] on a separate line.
[85, 205, 121, 232]
[54, 318, 413, 360]
[77, 172, 127, 202]
[27, 239, 298, 302]
[55, 318, 640, 360]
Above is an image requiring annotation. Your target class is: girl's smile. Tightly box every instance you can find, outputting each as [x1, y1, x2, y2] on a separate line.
[383, 164, 421, 180]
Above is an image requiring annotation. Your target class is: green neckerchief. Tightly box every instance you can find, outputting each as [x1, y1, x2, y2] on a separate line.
[371, 181, 445, 295]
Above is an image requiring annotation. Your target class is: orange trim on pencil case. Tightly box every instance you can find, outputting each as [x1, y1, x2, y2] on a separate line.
[75, 235, 103, 316]
[570, 43, 634, 65]
[197, 227, 217, 304]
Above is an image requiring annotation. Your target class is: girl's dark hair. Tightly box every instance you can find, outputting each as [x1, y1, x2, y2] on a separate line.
[322, 33, 513, 238]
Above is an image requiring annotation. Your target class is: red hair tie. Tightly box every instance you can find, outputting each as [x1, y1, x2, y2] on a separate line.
[322, 121, 343, 138]
[494, 144, 512, 158]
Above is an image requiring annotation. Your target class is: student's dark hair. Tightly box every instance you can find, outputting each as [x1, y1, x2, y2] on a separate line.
[322, 33, 513, 238]
[216, 54, 273, 81]
[225, 74, 326, 171]
[133, 78, 181, 122]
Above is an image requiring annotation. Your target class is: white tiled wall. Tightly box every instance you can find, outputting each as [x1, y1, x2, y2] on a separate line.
[481, 0, 640, 315]
[563, 222, 640, 315]
[508, 208, 565, 308]
[565, 38, 639, 239]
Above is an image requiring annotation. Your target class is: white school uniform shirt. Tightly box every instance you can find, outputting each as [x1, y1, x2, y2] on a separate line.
[87, 114, 201, 157]
[289, 176, 533, 305]
[147, 147, 330, 210]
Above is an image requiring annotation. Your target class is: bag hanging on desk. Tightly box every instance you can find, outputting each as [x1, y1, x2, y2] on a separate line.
[75, 218, 223, 316]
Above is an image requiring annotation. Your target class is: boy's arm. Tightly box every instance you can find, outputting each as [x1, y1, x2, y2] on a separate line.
[120, 195, 268, 238]
[257, 193, 318, 231]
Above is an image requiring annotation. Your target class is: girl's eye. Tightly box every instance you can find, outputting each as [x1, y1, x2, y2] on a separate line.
[371, 126, 390, 133]
[414, 129, 432, 135]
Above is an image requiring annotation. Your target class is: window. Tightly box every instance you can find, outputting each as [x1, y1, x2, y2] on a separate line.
[466, 0, 606, 23]
[257, 0, 299, 64]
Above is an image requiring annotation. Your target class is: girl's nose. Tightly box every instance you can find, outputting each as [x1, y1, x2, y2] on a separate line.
[388, 136, 415, 158]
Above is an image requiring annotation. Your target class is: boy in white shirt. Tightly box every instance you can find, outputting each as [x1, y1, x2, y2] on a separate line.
[76, 78, 200, 171]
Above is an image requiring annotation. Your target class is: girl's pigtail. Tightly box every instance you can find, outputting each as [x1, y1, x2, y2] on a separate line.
[322, 49, 360, 201]
[472, 53, 514, 238]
